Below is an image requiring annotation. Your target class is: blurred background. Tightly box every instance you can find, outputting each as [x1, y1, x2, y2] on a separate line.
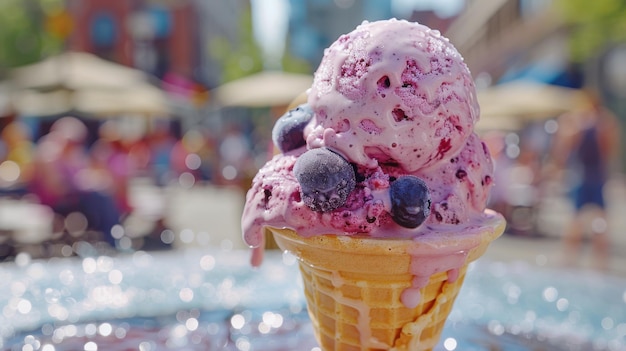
[1, 1, 626, 351]
[0, 0, 625, 273]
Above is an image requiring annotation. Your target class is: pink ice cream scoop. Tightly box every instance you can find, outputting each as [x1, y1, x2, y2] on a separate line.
[306, 18, 479, 173]
[242, 19, 496, 266]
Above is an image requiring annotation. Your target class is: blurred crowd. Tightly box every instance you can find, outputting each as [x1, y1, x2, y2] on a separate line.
[485, 89, 622, 270]
[0, 88, 624, 269]
[0, 115, 265, 258]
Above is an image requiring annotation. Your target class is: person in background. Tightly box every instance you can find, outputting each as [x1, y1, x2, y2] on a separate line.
[29, 116, 121, 247]
[218, 124, 252, 187]
[146, 123, 176, 187]
[550, 89, 621, 270]
[90, 120, 134, 217]
[0, 121, 34, 194]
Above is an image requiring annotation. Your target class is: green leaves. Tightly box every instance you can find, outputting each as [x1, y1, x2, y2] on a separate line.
[555, 0, 626, 62]
[0, 0, 64, 76]
[208, 7, 264, 84]
[208, 6, 310, 85]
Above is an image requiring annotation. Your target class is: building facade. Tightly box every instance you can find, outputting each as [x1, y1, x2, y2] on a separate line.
[65, 0, 247, 89]
[287, 0, 393, 69]
[445, 0, 572, 86]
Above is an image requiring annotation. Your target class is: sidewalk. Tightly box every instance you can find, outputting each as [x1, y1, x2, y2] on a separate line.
[483, 234, 626, 277]
[501, 176, 626, 277]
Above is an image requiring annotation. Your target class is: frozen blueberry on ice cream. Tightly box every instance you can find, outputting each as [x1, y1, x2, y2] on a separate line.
[293, 148, 356, 212]
[272, 103, 313, 153]
[389, 175, 431, 228]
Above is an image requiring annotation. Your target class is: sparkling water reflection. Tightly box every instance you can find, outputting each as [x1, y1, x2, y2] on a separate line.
[1, 248, 624, 350]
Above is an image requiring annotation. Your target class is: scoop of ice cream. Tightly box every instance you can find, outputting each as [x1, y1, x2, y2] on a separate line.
[242, 19, 496, 267]
[307, 19, 479, 173]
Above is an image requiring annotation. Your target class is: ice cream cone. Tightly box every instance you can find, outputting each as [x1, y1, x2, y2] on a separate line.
[269, 212, 505, 351]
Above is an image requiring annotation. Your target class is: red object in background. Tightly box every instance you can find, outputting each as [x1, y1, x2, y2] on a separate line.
[65, 0, 197, 78]
[162, 72, 209, 106]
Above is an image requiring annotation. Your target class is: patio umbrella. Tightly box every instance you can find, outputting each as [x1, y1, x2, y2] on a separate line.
[12, 84, 168, 117]
[9, 51, 169, 117]
[475, 113, 523, 132]
[477, 80, 588, 121]
[212, 71, 313, 108]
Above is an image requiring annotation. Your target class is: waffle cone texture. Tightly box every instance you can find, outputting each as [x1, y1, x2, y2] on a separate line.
[269, 213, 505, 351]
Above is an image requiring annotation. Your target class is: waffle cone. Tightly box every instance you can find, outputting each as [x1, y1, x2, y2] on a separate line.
[269, 212, 505, 350]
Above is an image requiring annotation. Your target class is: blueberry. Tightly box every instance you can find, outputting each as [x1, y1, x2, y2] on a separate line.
[272, 104, 313, 153]
[294, 148, 356, 212]
[389, 176, 431, 228]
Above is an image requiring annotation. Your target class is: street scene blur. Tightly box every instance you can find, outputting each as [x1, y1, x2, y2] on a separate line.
[1, 0, 626, 350]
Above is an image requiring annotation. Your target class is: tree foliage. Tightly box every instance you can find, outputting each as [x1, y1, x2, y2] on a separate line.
[0, 0, 65, 76]
[555, 0, 626, 62]
[281, 48, 312, 75]
[208, 6, 264, 84]
[208, 5, 311, 85]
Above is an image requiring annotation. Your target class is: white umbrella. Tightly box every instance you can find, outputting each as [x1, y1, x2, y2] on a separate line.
[475, 113, 524, 132]
[12, 85, 169, 117]
[212, 71, 313, 108]
[11, 52, 145, 90]
[477, 80, 588, 121]
[9, 51, 169, 117]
